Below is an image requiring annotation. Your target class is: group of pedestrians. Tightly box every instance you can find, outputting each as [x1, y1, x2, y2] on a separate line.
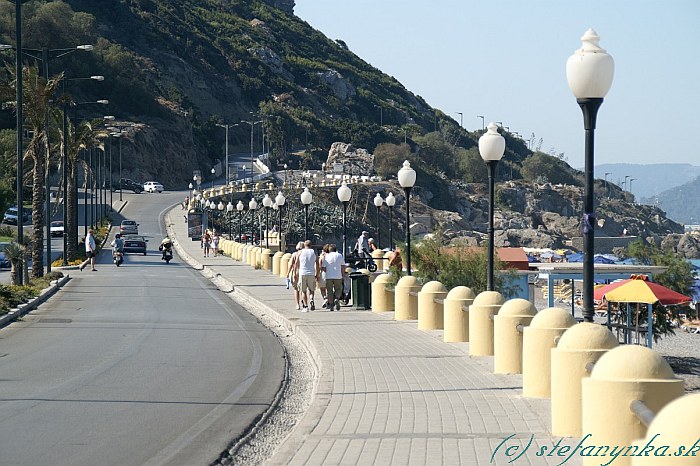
[200, 229, 220, 257]
[287, 241, 345, 312]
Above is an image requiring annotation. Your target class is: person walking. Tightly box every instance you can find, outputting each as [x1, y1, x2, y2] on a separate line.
[212, 231, 220, 256]
[355, 230, 370, 257]
[202, 229, 212, 257]
[318, 244, 329, 308]
[295, 240, 317, 311]
[79, 229, 97, 271]
[322, 243, 345, 311]
[288, 242, 304, 310]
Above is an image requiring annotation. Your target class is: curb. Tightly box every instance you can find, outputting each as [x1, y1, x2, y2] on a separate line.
[0, 275, 71, 329]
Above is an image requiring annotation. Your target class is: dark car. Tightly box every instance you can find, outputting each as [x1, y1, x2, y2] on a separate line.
[110, 178, 143, 194]
[123, 235, 147, 255]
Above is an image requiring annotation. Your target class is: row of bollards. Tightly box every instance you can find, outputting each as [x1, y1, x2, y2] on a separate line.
[370, 274, 697, 466]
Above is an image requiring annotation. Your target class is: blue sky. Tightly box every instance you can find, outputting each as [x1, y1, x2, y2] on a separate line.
[294, 0, 700, 166]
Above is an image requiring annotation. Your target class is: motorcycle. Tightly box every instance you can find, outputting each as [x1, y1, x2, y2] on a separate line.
[112, 249, 124, 267]
[345, 250, 378, 273]
[160, 243, 173, 264]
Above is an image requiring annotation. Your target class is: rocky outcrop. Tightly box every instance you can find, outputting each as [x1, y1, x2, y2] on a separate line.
[316, 69, 356, 100]
[325, 143, 374, 175]
[248, 46, 294, 81]
[660, 233, 700, 259]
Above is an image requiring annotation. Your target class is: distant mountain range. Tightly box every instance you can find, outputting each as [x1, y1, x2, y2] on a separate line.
[638, 176, 700, 224]
[593, 163, 700, 200]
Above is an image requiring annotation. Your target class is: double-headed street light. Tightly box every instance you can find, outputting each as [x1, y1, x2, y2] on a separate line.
[300, 187, 313, 241]
[337, 182, 352, 256]
[373, 193, 384, 249]
[275, 191, 286, 249]
[237, 200, 244, 243]
[479, 122, 506, 291]
[249, 197, 258, 245]
[397, 161, 416, 275]
[262, 193, 272, 249]
[226, 201, 234, 239]
[385, 192, 396, 250]
[566, 28, 615, 323]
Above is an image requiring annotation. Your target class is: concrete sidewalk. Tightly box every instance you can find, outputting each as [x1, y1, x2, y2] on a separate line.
[165, 209, 581, 466]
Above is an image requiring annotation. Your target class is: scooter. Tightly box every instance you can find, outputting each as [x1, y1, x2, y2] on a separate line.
[161, 245, 173, 264]
[112, 249, 124, 267]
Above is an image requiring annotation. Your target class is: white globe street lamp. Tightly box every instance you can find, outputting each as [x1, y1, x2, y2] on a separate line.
[385, 192, 396, 250]
[249, 197, 258, 245]
[373, 193, 384, 249]
[237, 200, 244, 243]
[479, 122, 506, 291]
[226, 201, 234, 239]
[262, 193, 272, 249]
[300, 187, 313, 241]
[337, 182, 352, 256]
[566, 28, 614, 323]
[397, 160, 416, 275]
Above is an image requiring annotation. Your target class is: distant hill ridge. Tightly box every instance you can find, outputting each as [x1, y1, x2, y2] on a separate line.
[593, 163, 700, 200]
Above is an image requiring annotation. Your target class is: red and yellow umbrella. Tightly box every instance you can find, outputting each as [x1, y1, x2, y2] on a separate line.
[594, 274, 691, 305]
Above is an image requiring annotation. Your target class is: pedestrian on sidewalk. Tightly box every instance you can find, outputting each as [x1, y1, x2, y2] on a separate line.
[202, 230, 212, 257]
[318, 244, 329, 308]
[79, 229, 97, 272]
[288, 242, 304, 310]
[295, 240, 317, 311]
[322, 243, 345, 311]
[212, 231, 220, 256]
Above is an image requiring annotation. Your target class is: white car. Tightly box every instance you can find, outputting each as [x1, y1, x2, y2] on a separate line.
[143, 181, 164, 193]
[50, 221, 65, 237]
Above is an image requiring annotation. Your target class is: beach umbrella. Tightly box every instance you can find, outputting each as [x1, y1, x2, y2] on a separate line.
[593, 275, 690, 305]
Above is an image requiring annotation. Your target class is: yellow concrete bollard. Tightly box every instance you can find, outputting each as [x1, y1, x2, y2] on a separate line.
[249, 246, 258, 266]
[272, 251, 283, 275]
[394, 275, 421, 321]
[371, 249, 385, 271]
[493, 298, 537, 374]
[241, 245, 249, 263]
[443, 286, 476, 343]
[468, 291, 505, 356]
[417, 281, 448, 330]
[262, 249, 273, 271]
[232, 242, 239, 260]
[551, 322, 618, 437]
[522, 307, 576, 398]
[280, 253, 292, 279]
[372, 273, 394, 313]
[254, 247, 263, 268]
[630, 393, 700, 466]
[582, 345, 685, 466]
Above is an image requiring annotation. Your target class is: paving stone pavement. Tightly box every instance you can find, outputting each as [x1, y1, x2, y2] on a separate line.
[165, 210, 582, 466]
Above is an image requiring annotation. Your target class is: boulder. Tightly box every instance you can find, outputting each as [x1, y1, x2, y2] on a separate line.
[325, 142, 374, 175]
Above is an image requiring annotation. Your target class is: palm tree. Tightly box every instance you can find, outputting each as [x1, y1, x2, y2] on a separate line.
[3, 242, 25, 285]
[63, 118, 102, 261]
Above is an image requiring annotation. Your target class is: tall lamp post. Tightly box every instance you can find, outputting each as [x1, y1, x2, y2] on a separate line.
[566, 28, 615, 323]
[262, 193, 272, 249]
[249, 197, 258, 245]
[337, 182, 352, 256]
[275, 191, 286, 250]
[397, 161, 416, 275]
[211, 167, 215, 189]
[300, 187, 313, 241]
[237, 200, 244, 242]
[385, 192, 396, 250]
[188, 183, 193, 203]
[479, 122, 506, 291]
[629, 178, 637, 199]
[373, 193, 384, 249]
[217, 201, 224, 234]
[226, 201, 234, 239]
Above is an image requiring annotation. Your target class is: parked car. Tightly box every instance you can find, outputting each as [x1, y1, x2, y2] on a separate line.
[120, 220, 139, 235]
[110, 178, 143, 193]
[50, 221, 65, 237]
[143, 181, 164, 193]
[0, 242, 11, 268]
[123, 235, 147, 255]
[3, 206, 32, 225]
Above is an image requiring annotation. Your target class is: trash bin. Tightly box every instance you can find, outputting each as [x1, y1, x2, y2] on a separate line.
[350, 271, 371, 310]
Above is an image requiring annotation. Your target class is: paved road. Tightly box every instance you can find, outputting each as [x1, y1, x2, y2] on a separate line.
[0, 191, 285, 466]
